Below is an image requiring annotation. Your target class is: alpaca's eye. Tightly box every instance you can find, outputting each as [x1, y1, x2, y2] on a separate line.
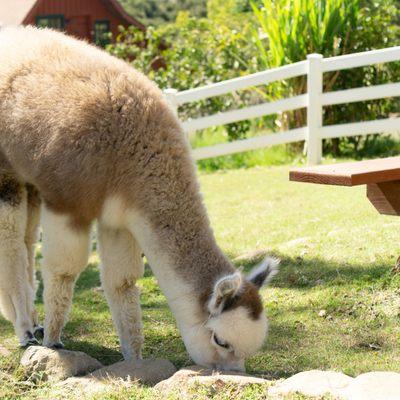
[212, 332, 230, 349]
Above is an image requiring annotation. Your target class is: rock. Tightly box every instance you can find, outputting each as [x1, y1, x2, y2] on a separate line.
[56, 358, 176, 395]
[336, 371, 400, 400]
[20, 346, 103, 382]
[268, 370, 354, 398]
[89, 358, 176, 386]
[155, 365, 269, 396]
[57, 376, 112, 395]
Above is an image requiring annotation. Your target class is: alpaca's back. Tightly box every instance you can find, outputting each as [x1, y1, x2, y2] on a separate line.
[0, 26, 164, 149]
[0, 26, 129, 85]
[0, 26, 190, 225]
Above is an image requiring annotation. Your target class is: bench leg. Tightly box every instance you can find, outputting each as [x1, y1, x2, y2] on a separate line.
[367, 180, 400, 216]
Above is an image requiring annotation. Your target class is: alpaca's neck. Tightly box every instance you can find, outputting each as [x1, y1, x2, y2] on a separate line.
[127, 208, 233, 325]
[122, 121, 234, 324]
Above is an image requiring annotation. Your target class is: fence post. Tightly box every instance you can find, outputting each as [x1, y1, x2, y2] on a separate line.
[306, 54, 323, 165]
[164, 88, 179, 116]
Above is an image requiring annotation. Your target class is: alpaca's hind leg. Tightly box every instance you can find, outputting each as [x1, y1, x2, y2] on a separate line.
[98, 224, 144, 360]
[25, 185, 41, 334]
[0, 180, 37, 346]
[41, 207, 91, 348]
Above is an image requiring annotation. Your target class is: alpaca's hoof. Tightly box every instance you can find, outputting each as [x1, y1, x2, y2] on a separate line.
[33, 325, 44, 340]
[20, 339, 39, 348]
[20, 331, 39, 348]
[50, 342, 64, 350]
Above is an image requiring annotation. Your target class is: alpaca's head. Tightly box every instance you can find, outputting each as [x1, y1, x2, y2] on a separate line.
[183, 257, 279, 372]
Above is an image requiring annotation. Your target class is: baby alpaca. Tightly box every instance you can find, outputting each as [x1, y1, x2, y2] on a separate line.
[0, 26, 278, 371]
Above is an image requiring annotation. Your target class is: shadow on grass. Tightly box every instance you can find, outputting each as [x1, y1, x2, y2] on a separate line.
[141, 300, 168, 309]
[24, 249, 397, 378]
[246, 320, 309, 378]
[35, 264, 102, 306]
[33, 250, 393, 310]
[0, 318, 14, 337]
[62, 338, 123, 365]
[230, 251, 392, 289]
[74, 263, 101, 292]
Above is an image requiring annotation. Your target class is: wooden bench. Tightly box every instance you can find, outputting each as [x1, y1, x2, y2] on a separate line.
[289, 156, 400, 215]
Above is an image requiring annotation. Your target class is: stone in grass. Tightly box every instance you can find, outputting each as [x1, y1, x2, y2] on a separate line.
[20, 346, 103, 382]
[58, 358, 177, 394]
[57, 376, 113, 396]
[89, 358, 177, 386]
[268, 370, 354, 398]
[155, 365, 269, 396]
[336, 371, 400, 400]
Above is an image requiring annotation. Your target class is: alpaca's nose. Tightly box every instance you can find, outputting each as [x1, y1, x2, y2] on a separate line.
[215, 359, 245, 373]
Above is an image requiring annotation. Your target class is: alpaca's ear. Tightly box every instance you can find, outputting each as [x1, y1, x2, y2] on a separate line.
[247, 257, 279, 289]
[208, 272, 242, 315]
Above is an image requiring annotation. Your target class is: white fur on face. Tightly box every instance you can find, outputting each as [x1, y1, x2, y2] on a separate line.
[206, 306, 268, 359]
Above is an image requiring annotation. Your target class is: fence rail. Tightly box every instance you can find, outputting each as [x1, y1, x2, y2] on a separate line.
[181, 94, 307, 132]
[174, 60, 308, 105]
[164, 46, 400, 165]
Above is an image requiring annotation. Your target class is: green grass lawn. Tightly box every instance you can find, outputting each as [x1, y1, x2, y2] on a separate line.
[1, 164, 400, 399]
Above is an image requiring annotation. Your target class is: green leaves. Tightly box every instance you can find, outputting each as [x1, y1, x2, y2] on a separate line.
[118, 0, 207, 26]
[252, 0, 361, 68]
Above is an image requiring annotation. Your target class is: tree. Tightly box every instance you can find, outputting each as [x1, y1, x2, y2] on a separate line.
[118, 0, 207, 26]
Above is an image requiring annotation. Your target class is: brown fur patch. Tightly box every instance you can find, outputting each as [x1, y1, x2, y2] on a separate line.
[222, 281, 263, 320]
[0, 175, 22, 206]
[200, 281, 263, 320]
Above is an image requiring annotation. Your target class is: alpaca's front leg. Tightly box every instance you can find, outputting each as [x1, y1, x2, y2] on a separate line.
[98, 224, 144, 360]
[41, 207, 91, 348]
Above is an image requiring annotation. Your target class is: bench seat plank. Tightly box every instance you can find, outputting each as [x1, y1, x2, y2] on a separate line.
[289, 156, 400, 186]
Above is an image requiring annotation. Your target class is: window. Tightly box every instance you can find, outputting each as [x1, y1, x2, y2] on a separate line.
[94, 20, 110, 47]
[36, 15, 65, 30]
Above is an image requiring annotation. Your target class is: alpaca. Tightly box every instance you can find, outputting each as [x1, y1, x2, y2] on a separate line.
[0, 26, 278, 371]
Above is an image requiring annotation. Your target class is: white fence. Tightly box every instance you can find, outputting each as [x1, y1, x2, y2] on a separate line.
[164, 46, 400, 165]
